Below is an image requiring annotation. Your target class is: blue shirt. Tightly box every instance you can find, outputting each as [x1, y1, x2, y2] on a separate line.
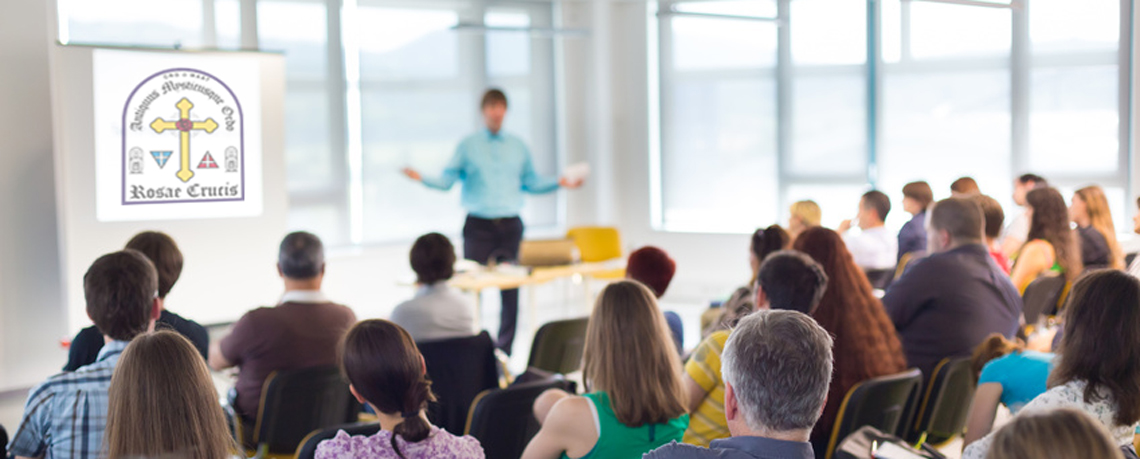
[978, 350, 1055, 413]
[645, 436, 815, 459]
[898, 211, 928, 262]
[421, 129, 560, 219]
[8, 340, 127, 459]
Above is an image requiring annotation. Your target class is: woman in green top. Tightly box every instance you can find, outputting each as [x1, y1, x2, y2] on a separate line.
[1011, 187, 1082, 294]
[522, 281, 690, 459]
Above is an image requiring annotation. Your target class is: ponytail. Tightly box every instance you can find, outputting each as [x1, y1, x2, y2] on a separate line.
[389, 379, 435, 458]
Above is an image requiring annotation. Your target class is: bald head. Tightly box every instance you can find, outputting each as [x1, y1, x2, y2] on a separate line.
[927, 198, 985, 253]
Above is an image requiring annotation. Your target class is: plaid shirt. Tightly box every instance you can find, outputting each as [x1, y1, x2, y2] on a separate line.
[7, 340, 127, 459]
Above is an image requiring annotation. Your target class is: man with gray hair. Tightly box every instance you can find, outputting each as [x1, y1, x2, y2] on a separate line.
[647, 310, 834, 459]
[209, 231, 356, 444]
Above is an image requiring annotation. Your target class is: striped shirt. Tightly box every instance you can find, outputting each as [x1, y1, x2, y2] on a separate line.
[683, 331, 731, 447]
[7, 340, 127, 459]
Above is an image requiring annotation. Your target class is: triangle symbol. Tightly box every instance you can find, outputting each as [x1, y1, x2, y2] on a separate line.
[198, 152, 218, 169]
[151, 151, 172, 168]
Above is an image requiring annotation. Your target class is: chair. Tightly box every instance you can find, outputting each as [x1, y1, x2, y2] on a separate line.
[0, 423, 7, 452]
[465, 378, 578, 459]
[864, 268, 895, 290]
[527, 317, 589, 375]
[295, 422, 381, 459]
[1022, 275, 1066, 327]
[824, 369, 923, 459]
[246, 366, 361, 459]
[908, 357, 976, 446]
[893, 252, 924, 280]
[566, 226, 622, 263]
[418, 331, 500, 435]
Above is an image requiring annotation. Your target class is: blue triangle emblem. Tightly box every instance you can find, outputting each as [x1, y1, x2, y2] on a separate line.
[151, 151, 172, 168]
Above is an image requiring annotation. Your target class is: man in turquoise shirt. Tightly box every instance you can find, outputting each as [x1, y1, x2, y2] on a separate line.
[403, 89, 581, 354]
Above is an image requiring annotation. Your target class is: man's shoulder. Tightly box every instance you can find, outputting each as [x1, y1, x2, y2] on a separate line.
[30, 361, 115, 400]
[644, 441, 720, 459]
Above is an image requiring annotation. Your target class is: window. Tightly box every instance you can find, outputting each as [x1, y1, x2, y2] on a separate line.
[60, 0, 204, 48]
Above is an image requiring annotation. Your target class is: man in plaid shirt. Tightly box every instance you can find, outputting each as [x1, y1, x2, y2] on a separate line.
[7, 250, 160, 459]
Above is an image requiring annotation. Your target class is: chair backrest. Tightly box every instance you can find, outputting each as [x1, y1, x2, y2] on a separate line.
[893, 252, 924, 280]
[527, 317, 589, 374]
[0, 423, 8, 451]
[295, 423, 381, 459]
[909, 357, 976, 445]
[417, 331, 500, 435]
[566, 227, 622, 263]
[825, 368, 923, 459]
[1022, 275, 1066, 326]
[465, 378, 577, 459]
[254, 366, 360, 455]
[864, 268, 895, 290]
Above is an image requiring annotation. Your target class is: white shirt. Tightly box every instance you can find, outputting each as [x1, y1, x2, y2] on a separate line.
[963, 380, 1139, 459]
[390, 283, 477, 342]
[1001, 209, 1030, 247]
[279, 289, 331, 304]
[842, 226, 898, 270]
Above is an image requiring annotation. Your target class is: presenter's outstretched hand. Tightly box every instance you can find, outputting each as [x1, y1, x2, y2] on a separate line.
[559, 177, 584, 189]
[402, 168, 422, 181]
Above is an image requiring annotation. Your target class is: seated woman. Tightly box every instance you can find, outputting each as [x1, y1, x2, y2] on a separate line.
[986, 408, 1124, 459]
[702, 225, 790, 338]
[962, 334, 1055, 446]
[963, 270, 1140, 458]
[104, 330, 235, 459]
[390, 233, 476, 342]
[1010, 187, 1081, 294]
[522, 281, 689, 459]
[1071, 185, 1124, 270]
[316, 320, 484, 458]
[793, 227, 908, 456]
[788, 200, 821, 242]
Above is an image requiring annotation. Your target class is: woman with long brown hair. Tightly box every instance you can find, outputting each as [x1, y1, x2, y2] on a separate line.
[964, 270, 1140, 458]
[523, 281, 688, 459]
[315, 320, 484, 458]
[104, 330, 236, 459]
[1010, 187, 1082, 293]
[1071, 185, 1124, 270]
[792, 227, 907, 454]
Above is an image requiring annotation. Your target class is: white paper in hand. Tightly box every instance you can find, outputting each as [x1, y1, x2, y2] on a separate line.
[563, 162, 591, 182]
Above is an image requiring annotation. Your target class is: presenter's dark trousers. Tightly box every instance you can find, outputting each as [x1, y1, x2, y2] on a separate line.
[463, 215, 524, 355]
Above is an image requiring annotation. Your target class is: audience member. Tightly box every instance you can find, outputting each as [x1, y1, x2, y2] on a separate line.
[974, 194, 1012, 274]
[647, 310, 833, 459]
[898, 181, 933, 262]
[837, 190, 897, 270]
[390, 233, 476, 342]
[1071, 185, 1124, 270]
[684, 251, 828, 447]
[522, 281, 688, 459]
[704, 225, 791, 338]
[985, 408, 1125, 459]
[882, 198, 1022, 381]
[1009, 188, 1082, 293]
[210, 231, 357, 433]
[65, 231, 208, 371]
[8, 250, 160, 459]
[626, 246, 685, 352]
[1001, 173, 1048, 258]
[788, 200, 821, 242]
[952, 176, 982, 196]
[964, 270, 1140, 458]
[315, 320, 484, 458]
[792, 227, 907, 453]
[963, 334, 1055, 446]
[104, 330, 236, 459]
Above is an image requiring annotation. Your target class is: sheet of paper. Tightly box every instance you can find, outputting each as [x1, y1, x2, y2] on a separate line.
[563, 162, 590, 182]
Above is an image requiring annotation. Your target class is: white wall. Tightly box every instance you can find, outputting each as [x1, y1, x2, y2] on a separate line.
[0, 0, 69, 391]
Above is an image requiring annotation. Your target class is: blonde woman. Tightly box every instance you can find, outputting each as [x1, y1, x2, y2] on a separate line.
[788, 200, 821, 242]
[1071, 185, 1124, 269]
[522, 281, 689, 459]
[104, 330, 236, 459]
[986, 408, 1124, 459]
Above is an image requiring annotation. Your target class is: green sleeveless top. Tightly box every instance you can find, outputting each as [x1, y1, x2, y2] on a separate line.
[561, 392, 689, 459]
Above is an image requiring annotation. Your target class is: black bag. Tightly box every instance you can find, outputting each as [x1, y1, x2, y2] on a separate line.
[834, 426, 947, 459]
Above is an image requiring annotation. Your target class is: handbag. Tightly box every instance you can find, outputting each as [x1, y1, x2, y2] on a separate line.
[833, 426, 947, 459]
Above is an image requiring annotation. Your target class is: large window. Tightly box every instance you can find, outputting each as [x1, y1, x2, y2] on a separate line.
[655, 0, 1131, 233]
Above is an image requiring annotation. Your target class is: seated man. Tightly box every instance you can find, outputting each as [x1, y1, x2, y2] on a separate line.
[64, 231, 208, 371]
[838, 190, 898, 271]
[647, 309, 833, 459]
[625, 246, 683, 351]
[8, 250, 161, 459]
[683, 251, 828, 447]
[210, 231, 357, 429]
[390, 233, 476, 342]
[882, 198, 1022, 380]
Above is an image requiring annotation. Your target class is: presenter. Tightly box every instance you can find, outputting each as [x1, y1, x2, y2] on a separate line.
[403, 89, 583, 355]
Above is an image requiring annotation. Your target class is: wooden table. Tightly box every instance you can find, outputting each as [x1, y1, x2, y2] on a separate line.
[449, 262, 625, 328]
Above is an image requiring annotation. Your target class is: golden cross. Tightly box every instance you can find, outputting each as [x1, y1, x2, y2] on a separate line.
[150, 98, 218, 182]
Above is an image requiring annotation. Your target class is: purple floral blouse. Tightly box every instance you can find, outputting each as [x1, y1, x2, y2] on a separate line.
[315, 427, 485, 459]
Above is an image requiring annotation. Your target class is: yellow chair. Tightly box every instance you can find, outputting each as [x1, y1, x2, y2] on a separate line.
[566, 226, 625, 279]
